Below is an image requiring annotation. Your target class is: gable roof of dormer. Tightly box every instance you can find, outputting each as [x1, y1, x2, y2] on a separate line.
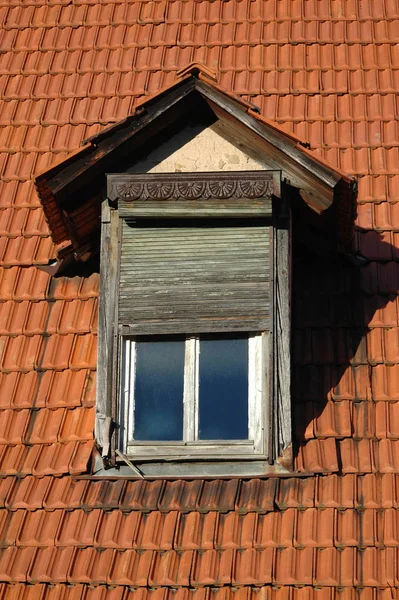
[35, 64, 356, 263]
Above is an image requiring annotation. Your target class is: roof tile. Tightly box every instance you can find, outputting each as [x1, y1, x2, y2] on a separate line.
[197, 480, 239, 513]
[191, 549, 233, 587]
[136, 511, 179, 550]
[0, 409, 29, 445]
[296, 438, 339, 473]
[58, 407, 93, 443]
[295, 508, 334, 548]
[39, 369, 91, 409]
[6, 476, 49, 511]
[31, 441, 89, 477]
[232, 548, 273, 585]
[17, 509, 63, 547]
[175, 512, 217, 551]
[27, 408, 65, 444]
[235, 478, 277, 513]
[0, 477, 15, 509]
[376, 401, 399, 438]
[315, 474, 356, 509]
[29, 546, 74, 583]
[69, 547, 113, 585]
[159, 480, 202, 513]
[56, 509, 101, 548]
[150, 550, 193, 587]
[40, 334, 75, 370]
[108, 549, 153, 586]
[94, 511, 141, 549]
[335, 509, 376, 548]
[120, 480, 164, 512]
[81, 479, 125, 511]
[314, 547, 354, 586]
[0, 444, 28, 476]
[216, 513, 256, 550]
[255, 509, 294, 548]
[0, 546, 35, 583]
[377, 439, 399, 472]
[43, 477, 87, 511]
[0, 510, 25, 548]
[274, 547, 313, 585]
[356, 547, 395, 587]
[339, 439, 374, 473]
[276, 477, 315, 510]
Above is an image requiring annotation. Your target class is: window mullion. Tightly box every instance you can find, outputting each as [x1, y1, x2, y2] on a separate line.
[183, 336, 197, 442]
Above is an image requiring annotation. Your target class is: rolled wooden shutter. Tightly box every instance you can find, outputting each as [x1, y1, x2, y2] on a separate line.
[118, 220, 271, 335]
[108, 172, 277, 336]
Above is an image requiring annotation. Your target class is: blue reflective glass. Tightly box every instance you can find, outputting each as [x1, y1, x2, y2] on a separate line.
[198, 337, 249, 440]
[134, 339, 184, 441]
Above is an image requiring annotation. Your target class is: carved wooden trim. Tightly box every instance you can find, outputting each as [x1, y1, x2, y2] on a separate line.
[107, 171, 278, 202]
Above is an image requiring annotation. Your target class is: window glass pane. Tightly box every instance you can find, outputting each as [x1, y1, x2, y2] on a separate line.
[198, 337, 249, 440]
[134, 339, 184, 441]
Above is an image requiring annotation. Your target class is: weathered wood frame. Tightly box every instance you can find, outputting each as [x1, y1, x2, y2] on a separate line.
[97, 170, 292, 473]
[121, 334, 265, 459]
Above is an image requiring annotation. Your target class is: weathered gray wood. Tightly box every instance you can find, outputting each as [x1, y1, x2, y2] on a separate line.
[205, 96, 335, 213]
[274, 197, 292, 464]
[108, 171, 277, 203]
[118, 199, 272, 218]
[119, 318, 270, 336]
[96, 201, 119, 453]
[196, 79, 339, 189]
[49, 77, 196, 200]
[118, 223, 270, 335]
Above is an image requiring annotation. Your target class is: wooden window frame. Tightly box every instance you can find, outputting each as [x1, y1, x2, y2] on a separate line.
[97, 171, 292, 473]
[121, 333, 267, 459]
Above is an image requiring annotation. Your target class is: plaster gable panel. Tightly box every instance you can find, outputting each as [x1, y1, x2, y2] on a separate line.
[128, 121, 273, 174]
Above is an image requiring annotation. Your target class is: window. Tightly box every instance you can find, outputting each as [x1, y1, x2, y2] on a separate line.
[97, 171, 292, 470]
[121, 333, 266, 457]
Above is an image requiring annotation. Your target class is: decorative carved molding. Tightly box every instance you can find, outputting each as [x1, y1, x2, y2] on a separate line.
[108, 172, 277, 203]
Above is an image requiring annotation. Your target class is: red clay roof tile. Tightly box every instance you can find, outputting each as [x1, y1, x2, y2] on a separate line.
[255, 510, 294, 548]
[43, 477, 87, 511]
[175, 512, 217, 551]
[274, 547, 313, 585]
[136, 512, 179, 551]
[108, 549, 152, 586]
[29, 546, 74, 583]
[191, 549, 233, 586]
[119, 480, 164, 512]
[0, 546, 35, 583]
[232, 548, 273, 585]
[94, 510, 141, 549]
[159, 480, 202, 513]
[150, 550, 192, 587]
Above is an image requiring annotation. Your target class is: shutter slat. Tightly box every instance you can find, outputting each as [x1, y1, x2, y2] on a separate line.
[119, 199, 272, 218]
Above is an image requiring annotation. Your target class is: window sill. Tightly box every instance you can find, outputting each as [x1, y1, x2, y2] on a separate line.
[88, 448, 299, 478]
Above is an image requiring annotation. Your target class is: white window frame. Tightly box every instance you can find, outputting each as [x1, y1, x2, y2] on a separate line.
[120, 332, 268, 459]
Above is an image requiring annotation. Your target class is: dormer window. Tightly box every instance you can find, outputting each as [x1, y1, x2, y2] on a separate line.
[34, 65, 356, 476]
[98, 172, 290, 468]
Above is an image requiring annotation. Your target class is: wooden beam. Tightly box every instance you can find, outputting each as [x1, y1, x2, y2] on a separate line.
[47, 78, 196, 202]
[96, 201, 119, 453]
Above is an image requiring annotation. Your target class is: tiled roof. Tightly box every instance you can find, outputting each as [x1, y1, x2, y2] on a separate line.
[1, 0, 399, 596]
